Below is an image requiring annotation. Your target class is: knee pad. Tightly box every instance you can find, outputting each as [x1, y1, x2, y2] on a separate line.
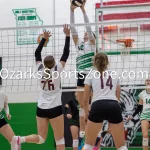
[79, 108, 85, 117]
[73, 139, 79, 147]
[143, 138, 148, 146]
[117, 146, 128, 150]
[56, 138, 65, 145]
[84, 143, 93, 150]
[37, 135, 45, 144]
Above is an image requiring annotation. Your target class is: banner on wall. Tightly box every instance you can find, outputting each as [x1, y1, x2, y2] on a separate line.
[12, 8, 43, 45]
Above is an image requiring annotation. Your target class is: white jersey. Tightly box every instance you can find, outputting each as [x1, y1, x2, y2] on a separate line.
[138, 90, 150, 111]
[76, 39, 96, 74]
[84, 70, 120, 103]
[36, 62, 63, 109]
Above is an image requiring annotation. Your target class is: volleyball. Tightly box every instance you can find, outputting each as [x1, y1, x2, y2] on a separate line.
[37, 33, 49, 47]
[71, 0, 84, 7]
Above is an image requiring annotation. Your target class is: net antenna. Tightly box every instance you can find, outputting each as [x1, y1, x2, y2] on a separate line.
[116, 39, 135, 61]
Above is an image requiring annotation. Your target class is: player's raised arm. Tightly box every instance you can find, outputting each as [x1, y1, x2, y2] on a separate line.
[132, 98, 143, 116]
[35, 30, 51, 65]
[70, 4, 79, 46]
[80, 0, 95, 45]
[60, 24, 70, 68]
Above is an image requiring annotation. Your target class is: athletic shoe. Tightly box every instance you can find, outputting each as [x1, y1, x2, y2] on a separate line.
[78, 136, 85, 150]
[93, 146, 98, 150]
[11, 136, 21, 150]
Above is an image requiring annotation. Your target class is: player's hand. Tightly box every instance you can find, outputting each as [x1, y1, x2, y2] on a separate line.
[43, 30, 51, 40]
[6, 114, 11, 120]
[63, 24, 70, 36]
[67, 114, 72, 119]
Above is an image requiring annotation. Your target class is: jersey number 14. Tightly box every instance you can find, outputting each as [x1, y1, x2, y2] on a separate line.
[100, 76, 113, 89]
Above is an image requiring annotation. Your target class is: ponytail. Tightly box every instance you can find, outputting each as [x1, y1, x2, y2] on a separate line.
[94, 52, 109, 75]
[42, 55, 55, 90]
[43, 67, 52, 90]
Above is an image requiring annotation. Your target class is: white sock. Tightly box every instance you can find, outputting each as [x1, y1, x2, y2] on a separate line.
[117, 146, 128, 150]
[20, 137, 26, 143]
[84, 143, 93, 150]
[79, 131, 85, 138]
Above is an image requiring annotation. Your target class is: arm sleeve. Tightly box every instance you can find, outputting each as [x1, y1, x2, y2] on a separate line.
[83, 12, 94, 40]
[60, 36, 70, 62]
[35, 38, 46, 61]
[70, 10, 78, 36]
[132, 105, 143, 116]
[132, 91, 143, 116]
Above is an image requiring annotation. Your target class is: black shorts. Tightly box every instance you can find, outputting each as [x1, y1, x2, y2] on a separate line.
[88, 100, 123, 124]
[0, 118, 8, 128]
[77, 73, 86, 87]
[36, 105, 63, 119]
[69, 119, 79, 128]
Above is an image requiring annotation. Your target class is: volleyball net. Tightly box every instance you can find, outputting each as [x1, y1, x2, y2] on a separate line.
[0, 19, 150, 93]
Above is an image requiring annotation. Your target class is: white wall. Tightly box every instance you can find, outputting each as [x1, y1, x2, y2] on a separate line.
[0, 0, 97, 28]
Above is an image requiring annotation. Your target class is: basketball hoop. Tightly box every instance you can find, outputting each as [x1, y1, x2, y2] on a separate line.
[116, 39, 134, 61]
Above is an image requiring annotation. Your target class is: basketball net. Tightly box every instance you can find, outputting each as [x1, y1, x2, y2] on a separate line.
[116, 39, 134, 61]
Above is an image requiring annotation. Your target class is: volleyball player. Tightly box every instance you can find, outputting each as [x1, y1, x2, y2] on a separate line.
[0, 92, 16, 150]
[132, 79, 150, 150]
[64, 92, 79, 150]
[70, 0, 96, 147]
[83, 52, 128, 150]
[11, 24, 70, 150]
